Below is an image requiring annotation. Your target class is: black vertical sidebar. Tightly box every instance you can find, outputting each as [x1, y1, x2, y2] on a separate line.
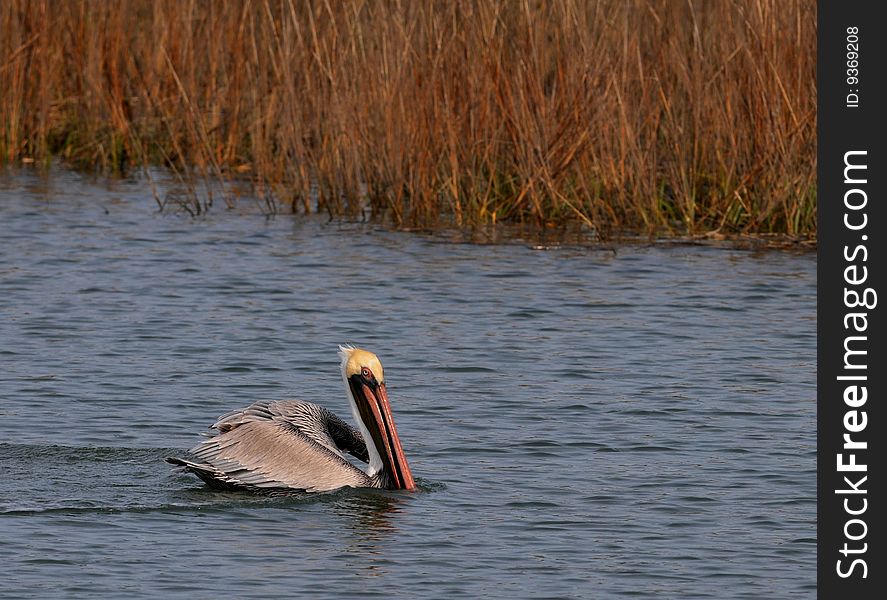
[818, 1, 885, 597]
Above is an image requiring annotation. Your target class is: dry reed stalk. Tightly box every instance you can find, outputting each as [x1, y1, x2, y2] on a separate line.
[0, 0, 816, 237]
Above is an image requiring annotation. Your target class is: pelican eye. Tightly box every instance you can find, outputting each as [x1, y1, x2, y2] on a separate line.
[361, 367, 371, 379]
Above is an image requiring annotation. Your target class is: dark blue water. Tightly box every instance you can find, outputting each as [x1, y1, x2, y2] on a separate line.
[0, 171, 816, 598]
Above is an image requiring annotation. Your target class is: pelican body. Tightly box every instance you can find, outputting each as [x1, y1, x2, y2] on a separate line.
[167, 347, 416, 493]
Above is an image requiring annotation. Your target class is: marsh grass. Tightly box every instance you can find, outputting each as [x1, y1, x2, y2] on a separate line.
[1, 0, 815, 236]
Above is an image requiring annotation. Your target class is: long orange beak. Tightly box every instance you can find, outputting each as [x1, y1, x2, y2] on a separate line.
[351, 378, 416, 491]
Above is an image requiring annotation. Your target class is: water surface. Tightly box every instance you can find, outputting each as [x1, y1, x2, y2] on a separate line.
[0, 172, 816, 598]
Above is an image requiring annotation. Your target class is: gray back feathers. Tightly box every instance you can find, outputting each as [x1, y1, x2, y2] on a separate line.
[169, 401, 375, 493]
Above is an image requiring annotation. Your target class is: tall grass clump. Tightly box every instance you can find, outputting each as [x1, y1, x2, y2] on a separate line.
[1, 0, 815, 237]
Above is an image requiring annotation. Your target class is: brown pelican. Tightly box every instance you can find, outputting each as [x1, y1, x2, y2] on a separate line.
[167, 346, 416, 493]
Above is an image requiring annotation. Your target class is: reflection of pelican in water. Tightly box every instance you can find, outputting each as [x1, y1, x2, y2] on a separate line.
[336, 492, 403, 541]
[336, 491, 405, 576]
[168, 347, 416, 493]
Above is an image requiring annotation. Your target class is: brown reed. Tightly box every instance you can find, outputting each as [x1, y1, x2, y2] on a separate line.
[1, 0, 816, 237]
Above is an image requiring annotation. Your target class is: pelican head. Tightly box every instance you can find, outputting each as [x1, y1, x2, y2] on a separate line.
[339, 346, 416, 490]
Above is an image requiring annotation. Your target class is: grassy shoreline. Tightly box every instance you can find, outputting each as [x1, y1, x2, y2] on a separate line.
[2, 0, 815, 239]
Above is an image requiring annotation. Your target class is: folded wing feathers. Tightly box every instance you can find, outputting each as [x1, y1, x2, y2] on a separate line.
[179, 401, 372, 493]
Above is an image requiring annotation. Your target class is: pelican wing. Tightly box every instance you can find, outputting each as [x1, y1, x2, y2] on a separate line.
[212, 400, 369, 462]
[177, 401, 372, 493]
